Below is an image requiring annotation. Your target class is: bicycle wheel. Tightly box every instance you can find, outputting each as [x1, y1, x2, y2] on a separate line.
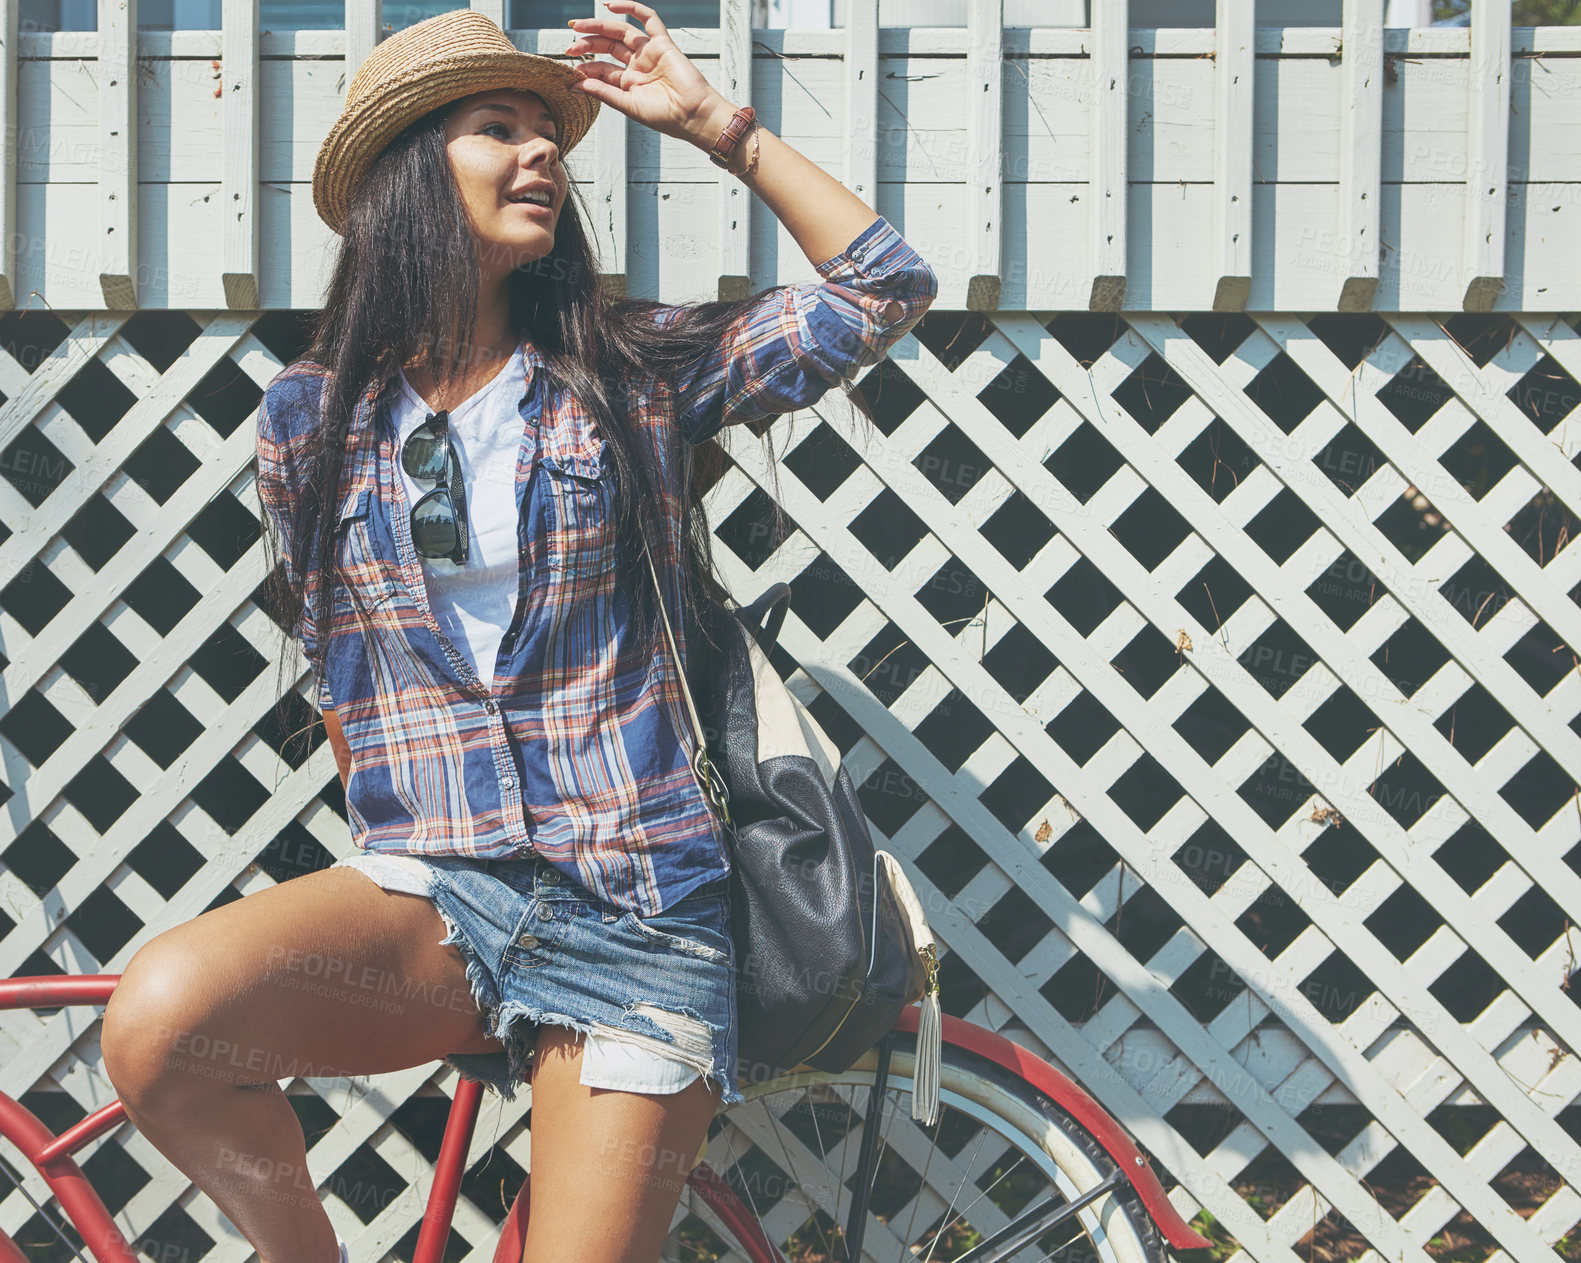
[676, 1029, 1169, 1263]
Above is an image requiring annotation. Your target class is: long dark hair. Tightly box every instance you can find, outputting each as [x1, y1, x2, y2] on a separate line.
[265, 97, 875, 747]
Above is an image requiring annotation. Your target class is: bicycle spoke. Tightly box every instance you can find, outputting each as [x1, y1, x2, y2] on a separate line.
[719, 1104, 797, 1249]
[921, 1138, 1043, 1262]
[700, 1040, 1161, 1263]
[858, 1085, 899, 1218]
[833, 1083, 859, 1255]
[807, 1085, 912, 1263]
[723, 1090, 845, 1260]
[0, 1156, 95, 1263]
[776, 1088, 842, 1263]
[899, 1106, 943, 1253]
[797, 1084, 846, 1263]
[949, 1170, 1126, 1263]
[920, 1124, 993, 1263]
[882, 1111, 1007, 1256]
[834, 1082, 915, 1263]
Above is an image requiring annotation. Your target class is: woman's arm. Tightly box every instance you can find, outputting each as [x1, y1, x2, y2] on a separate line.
[323, 707, 353, 792]
[567, 0, 909, 306]
[680, 100, 901, 320]
[657, 217, 937, 443]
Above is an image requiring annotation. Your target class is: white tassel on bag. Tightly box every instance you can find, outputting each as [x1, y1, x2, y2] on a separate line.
[911, 941, 943, 1126]
[876, 851, 946, 1127]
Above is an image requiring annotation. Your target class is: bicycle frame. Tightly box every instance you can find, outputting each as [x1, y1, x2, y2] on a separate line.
[0, 976, 1208, 1263]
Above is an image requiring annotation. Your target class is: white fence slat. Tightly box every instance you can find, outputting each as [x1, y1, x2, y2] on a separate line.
[344, 0, 382, 109]
[0, 0, 15, 308]
[20, 27, 1581, 309]
[1391, 313, 1581, 529]
[96, 0, 136, 308]
[717, 0, 752, 299]
[588, 6, 631, 297]
[1338, 0, 1382, 311]
[1089, 0, 1127, 310]
[0, 321, 256, 691]
[1462, 0, 1511, 311]
[1075, 319, 1581, 1207]
[220, 0, 260, 309]
[842, 0, 877, 209]
[967, 0, 1004, 310]
[1212, 0, 1253, 311]
[471, 0, 506, 31]
[1117, 336, 1581, 965]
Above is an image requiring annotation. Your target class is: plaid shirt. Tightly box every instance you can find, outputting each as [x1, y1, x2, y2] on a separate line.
[254, 213, 937, 916]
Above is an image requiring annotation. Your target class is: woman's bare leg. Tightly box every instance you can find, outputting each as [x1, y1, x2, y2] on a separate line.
[518, 1025, 723, 1263]
[100, 867, 507, 1263]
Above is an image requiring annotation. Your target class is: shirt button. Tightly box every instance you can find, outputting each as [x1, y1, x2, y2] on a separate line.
[517, 934, 539, 949]
[501, 775, 515, 790]
[484, 699, 498, 714]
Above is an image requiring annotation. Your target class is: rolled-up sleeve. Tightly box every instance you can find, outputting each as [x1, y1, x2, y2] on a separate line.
[254, 376, 329, 704]
[664, 214, 938, 445]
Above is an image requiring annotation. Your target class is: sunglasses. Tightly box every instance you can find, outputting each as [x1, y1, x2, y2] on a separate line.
[401, 410, 471, 565]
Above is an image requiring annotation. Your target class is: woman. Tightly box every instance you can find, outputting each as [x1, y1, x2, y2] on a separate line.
[100, 5, 937, 1262]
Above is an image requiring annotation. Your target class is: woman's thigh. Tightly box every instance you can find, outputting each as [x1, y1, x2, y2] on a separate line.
[101, 866, 502, 1097]
[518, 1025, 721, 1263]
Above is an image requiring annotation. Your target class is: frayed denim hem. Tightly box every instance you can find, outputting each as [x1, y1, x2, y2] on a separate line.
[426, 867, 742, 1108]
[579, 1000, 744, 1106]
[434, 906, 540, 1103]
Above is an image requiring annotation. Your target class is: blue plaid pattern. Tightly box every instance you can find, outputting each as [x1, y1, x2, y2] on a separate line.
[254, 213, 938, 916]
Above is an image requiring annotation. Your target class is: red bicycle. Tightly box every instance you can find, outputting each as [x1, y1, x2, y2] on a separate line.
[1, 974, 1209, 1263]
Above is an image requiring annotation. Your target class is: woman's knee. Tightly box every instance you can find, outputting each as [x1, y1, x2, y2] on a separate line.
[102, 934, 228, 1108]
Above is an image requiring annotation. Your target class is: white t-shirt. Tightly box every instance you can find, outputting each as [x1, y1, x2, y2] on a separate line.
[390, 349, 530, 691]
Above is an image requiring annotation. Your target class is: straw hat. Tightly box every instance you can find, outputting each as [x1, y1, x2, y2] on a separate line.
[312, 8, 600, 234]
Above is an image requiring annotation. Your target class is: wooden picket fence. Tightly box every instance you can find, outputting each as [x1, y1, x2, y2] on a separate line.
[3, 1, 1581, 1260]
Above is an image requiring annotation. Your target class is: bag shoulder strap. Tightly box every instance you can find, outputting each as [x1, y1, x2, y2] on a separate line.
[642, 540, 732, 823]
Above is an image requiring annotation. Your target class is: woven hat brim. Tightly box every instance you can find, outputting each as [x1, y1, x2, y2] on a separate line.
[313, 51, 597, 234]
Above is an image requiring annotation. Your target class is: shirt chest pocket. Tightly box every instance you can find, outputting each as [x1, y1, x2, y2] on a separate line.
[540, 442, 616, 580]
[333, 487, 402, 617]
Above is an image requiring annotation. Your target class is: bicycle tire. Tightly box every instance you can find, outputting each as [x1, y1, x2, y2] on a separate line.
[677, 1029, 1170, 1263]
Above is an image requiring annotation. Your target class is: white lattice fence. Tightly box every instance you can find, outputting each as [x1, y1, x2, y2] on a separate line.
[703, 304, 1581, 1263]
[1, 305, 1579, 1263]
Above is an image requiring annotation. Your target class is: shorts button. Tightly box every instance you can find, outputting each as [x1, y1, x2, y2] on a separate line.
[537, 905, 554, 920]
[517, 933, 539, 949]
[541, 869, 559, 883]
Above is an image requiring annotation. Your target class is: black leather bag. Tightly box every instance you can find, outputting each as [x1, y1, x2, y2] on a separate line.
[642, 543, 942, 1123]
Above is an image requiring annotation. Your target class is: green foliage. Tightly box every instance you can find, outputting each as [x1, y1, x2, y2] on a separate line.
[1514, 0, 1581, 20]
[1435, 0, 1581, 23]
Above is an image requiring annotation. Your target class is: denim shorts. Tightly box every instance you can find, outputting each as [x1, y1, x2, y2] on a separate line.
[332, 850, 742, 1107]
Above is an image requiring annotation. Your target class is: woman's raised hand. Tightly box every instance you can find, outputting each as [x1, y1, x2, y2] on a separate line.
[566, 1, 737, 147]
